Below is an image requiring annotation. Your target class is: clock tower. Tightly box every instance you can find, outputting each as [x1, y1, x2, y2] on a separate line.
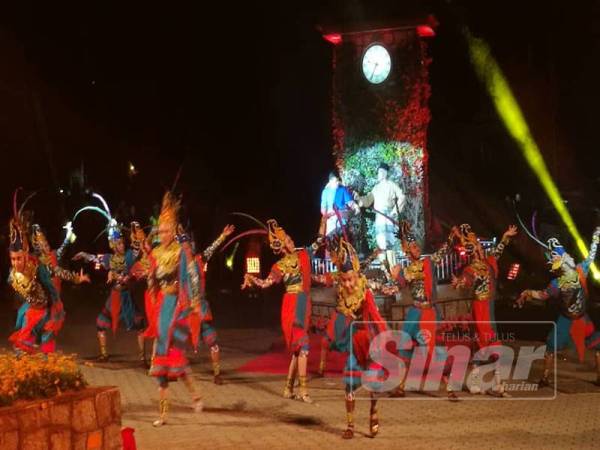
[321, 18, 436, 253]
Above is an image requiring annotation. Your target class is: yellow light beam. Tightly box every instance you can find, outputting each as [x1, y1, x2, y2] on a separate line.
[465, 29, 599, 280]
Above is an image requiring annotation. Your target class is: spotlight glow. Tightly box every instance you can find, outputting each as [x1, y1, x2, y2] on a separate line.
[128, 161, 138, 176]
[225, 242, 239, 272]
[465, 30, 599, 280]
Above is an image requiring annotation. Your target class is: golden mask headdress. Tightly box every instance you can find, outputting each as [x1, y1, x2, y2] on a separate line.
[9, 188, 32, 253]
[399, 220, 417, 254]
[159, 191, 180, 232]
[267, 219, 287, 253]
[130, 221, 146, 252]
[328, 235, 360, 273]
[457, 223, 479, 255]
[9, 218, 28, 253]
[31, 224, 49, 255]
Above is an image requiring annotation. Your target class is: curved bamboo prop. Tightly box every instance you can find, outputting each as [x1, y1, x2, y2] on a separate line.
[230, 212, 268, 230]
[220, 229, 268, 253]
[73, 205, 111, 223]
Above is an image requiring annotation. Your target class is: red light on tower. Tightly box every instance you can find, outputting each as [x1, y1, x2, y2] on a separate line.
[416, 25, 435, 38]
[323, 33, 342, 45]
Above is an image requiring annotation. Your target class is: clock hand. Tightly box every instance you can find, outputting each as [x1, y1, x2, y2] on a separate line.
[370, 62, 379, 81]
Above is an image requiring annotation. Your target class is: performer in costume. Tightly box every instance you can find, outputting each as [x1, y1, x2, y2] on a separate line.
[8, 193, 90, 354]
[516, 227, 600, 386]
[451, 223, 517, 395]
[313, 236, 388, 438]
[189, 224, 235, 385]
[129, 223, 154, 332]
[320, 172, 358, 237]
[72, 196, 146, 362]
[145, 192, 204, 427]
[315, 247, 381, 377]
[356, 162, 405, 267]
[381, 221, 458, 400]
[241, 220, 321, 403]
[129, 221, 158, 368]
[31, 222, 77, 294]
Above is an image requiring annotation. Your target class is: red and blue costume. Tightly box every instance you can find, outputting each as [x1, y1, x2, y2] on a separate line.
[518, 228, 600, 386]
[189, 231, 228, 348]
[9, 256, 74, 354]
[270, 248, 313, 354]
[8, 212, 83, 354]
[72, 194, 146, 361]
[146, 240, 199, 383]
[95, 250, 146, 335]
[31, 223, 75, 295]
[394, 255, 448, 365]
[453, 225, 513, 353]
[188, 228, 230, 384]
[383, 221, 458, 398]
[145, 191, 203, 427]
[452, 223, 517, 395]
[242, 219, 320, 402]
[315, 236, 387, 439]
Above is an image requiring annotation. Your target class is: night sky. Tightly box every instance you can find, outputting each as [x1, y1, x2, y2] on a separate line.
[1, 0, 599, 251]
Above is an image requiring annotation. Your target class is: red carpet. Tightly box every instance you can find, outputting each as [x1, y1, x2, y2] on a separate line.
[235, 335, 473, 379]
[235, 334, 347, 376]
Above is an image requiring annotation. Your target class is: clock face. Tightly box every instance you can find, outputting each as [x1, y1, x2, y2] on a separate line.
[362, 44, 392, 84]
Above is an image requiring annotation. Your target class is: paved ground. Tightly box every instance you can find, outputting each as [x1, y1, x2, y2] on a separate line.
[2, 286, 600, 449]
[68, 328, 599, 450]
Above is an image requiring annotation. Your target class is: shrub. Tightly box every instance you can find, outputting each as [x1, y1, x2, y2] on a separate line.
[0, 352, 87, 407]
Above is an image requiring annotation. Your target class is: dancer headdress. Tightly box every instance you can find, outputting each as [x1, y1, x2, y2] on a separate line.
[511, 198, 568, 271]
[545, 237, 572, 271]
[456, 223, 479, 255]
[267, 219, 287, 253]
[130, 221, 146, 252]
[73, 192, 123, 249]
[158, 191, 180, 232]
[9, 218, 28, 253]
[399, 220, 417, 254]
[31, 224, 49, 255]
[328, 235, 360, 273]
[9, 188, 32, 253]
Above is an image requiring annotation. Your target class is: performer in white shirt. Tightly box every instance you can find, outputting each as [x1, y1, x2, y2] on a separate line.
[357, 163, 405, 267]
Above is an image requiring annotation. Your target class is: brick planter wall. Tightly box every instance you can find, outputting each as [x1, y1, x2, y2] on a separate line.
[0, 386, 121, 450]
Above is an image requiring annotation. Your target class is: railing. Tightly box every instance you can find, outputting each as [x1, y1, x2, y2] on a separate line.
[311, 240, 496, 283]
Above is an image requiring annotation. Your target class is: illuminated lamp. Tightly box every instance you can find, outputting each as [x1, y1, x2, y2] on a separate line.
[416, 25, 435, 38]
[323, 33, 342, 45]
[246, 257, 260, 274]
[507, 263, 520, 280]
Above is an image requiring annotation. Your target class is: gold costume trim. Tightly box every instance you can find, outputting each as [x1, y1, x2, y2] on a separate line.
[153, 241, 180, 280]
[286, 284, 303, 294]
[337, 274, 367, 317]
